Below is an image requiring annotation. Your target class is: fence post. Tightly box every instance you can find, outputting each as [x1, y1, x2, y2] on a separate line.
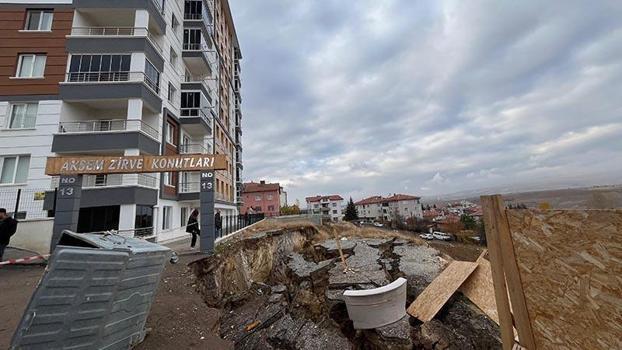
[14, 188, 21, 217]
[52, 188, 58, 216]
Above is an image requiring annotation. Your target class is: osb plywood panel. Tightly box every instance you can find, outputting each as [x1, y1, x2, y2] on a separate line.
[407, 261, 478, 322]
[459, 255, 499, 324]
[506, 209, 622, 350]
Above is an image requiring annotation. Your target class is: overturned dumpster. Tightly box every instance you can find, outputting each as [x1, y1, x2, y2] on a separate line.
[11, 231, 171, 350]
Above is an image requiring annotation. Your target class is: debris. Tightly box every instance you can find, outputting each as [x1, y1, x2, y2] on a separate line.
[458, 251, 499, 324]
[343, 277, 407, 329]
[407, 261, 478, 321]
[245, 321, 261, 332]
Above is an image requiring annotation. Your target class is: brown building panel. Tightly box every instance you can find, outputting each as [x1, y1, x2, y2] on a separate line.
[0, 7, 73, 97]
[163, 115, 180, 196]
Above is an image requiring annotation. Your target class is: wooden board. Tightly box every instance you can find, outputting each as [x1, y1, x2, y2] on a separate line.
[407, 261, 478, 322]
[506, 209, 622, 350]
[481, 196, 519, 350]
[490, 196, 536, 349]
[459, 253, 499, 324]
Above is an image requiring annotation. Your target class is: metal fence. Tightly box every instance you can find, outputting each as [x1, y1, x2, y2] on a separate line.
[0, 188, 53, 220]
[218, 213, 264, 238]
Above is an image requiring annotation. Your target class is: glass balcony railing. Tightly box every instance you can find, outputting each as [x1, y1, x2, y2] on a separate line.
[64, 71, 160, 94]
[57, 119, 160, 141]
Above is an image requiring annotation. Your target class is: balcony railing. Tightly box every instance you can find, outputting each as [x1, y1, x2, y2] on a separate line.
[183, 42, 211, 52]
[64, 71, 160, 94]
[180, 108, 212, 127]
[151, 0, 165, 13]
[58, 119, 160, 141]
[179, 181, 199, 193]
[69, 27, 163, 53]
[179, 143, 209, 154]
[51, 173, 158, 189]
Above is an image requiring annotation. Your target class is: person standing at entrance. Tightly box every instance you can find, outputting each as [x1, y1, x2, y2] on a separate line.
[0, 208, 18, 261]
[215, 210, 222, 238]
[186, 209, 200, 248]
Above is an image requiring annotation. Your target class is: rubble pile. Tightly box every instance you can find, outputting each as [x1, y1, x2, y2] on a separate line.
[190, 225, 502, 349]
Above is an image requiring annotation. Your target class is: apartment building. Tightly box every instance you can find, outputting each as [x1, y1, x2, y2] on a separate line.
[355, 194, 423, 222]
[0, 0, 243, 242]
[240, 180, 281, 217]
[306, 195, 344, 222]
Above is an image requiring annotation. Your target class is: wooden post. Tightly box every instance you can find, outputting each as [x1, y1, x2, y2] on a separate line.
[482, 195, 536, 349]
[481, 195, 517, 350]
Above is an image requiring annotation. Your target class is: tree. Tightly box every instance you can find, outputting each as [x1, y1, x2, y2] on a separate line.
[460, 214, 477, 230]
[343, 197, 359, 221]
[280, 204, 301, 216]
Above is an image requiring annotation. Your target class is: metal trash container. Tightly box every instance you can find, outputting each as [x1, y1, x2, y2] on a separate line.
[11, 230, 171, 350]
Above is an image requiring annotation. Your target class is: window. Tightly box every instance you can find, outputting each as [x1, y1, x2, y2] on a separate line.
[94, 174, 108, 186]
[332, 202, 337, 207]
[181, 92, 201, 116]
[25, 10, 53, 31]
[168, 82, 176, 102]
[8, 103, 37, 129]
[169, 47, 178, 66]
[16, 54, 46, 78]
[267, 194, 273, 200]
[162, 206, 172, 230]
[183, 29, 202, 50]
[166, 122, 176, 145]
[181, 207, 188, 226]
[268, 205, 274, 212]
[68, 54, 131, 81]
[255, 195, 261, 201]
[163, 172, 174, 186]
[171, 13, 179, 30]
[0, 155, 30, 184]
[333, 210, 338, 214]
[135, 205, 154, 236]
[185, 0, 203, 20]
[144, 59, 161, 92]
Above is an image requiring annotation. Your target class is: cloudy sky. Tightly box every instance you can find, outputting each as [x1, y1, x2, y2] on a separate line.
[229, 0, 622, 204]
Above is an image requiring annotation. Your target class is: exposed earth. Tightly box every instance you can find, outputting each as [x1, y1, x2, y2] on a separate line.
[0, 221, 494, 349]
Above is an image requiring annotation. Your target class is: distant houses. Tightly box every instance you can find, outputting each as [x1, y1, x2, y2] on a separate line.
[354, 194, 423, 222]
[305, 195, 344, 222]
[241, 181, 283, 217]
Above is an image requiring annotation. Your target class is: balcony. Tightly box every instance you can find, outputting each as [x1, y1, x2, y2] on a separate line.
[52, 119, 160, 154]
[72, 0, 166, 34]
[179, 143, 210, 154]
[60, 72, 162, 112]
[45, 173, 158, 209]
[67, 27, 164, 66]
[182, 42, 212, 76]
[181, 74, 214, 105]
[184, 6, 213, 36]
[179, 107, 212, 136]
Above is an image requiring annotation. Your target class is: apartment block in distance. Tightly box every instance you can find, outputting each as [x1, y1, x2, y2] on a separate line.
[306, 195, 344, 222]
[0, 0, 244, 242]
[355, 194, 423, 222]
[240, 180, 282, 217]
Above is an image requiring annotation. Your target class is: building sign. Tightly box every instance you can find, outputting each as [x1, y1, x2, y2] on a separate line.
[45, 155, 228, 175]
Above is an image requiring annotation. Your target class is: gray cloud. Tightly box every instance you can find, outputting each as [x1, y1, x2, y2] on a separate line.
[230, 0, 622, 203]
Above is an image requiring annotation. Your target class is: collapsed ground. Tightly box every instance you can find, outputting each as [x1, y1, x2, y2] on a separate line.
[190, 221, 500, 349]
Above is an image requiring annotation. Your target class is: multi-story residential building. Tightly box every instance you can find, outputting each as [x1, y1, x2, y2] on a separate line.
[240, 180, 281, 217]
[306, 195, 344, 222]
[0, 0, 243, 242]
[355, 194, 423, 222]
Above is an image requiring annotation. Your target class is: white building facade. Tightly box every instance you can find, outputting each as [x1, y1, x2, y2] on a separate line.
[306, 195, 344, 222]
[355, 194, 423, 222]
[0, 0, 243, 242]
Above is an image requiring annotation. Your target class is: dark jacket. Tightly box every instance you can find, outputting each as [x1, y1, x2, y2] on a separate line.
[0, 217, 18, 245]
[186, 216, 199, 234]
[215, 212, 222, 229]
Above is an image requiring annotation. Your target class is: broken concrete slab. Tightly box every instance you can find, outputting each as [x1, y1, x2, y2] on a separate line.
[271, 284, 287, 294]
[359, 315, 412, 350]
[365, 238, 395, 248]
[394, 244, 443, 283]
[269, 293, 286, 304]
[315, 239, 357, 257]
[287, 253, 335, 282]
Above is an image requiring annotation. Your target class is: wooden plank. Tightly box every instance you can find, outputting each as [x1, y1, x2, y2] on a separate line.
[489, 195, 536, 349]
[506, 209, 622, 349]
[458, 252, 499, 324]
[407, 260, 478, 322]
[481, 196, 516, 350]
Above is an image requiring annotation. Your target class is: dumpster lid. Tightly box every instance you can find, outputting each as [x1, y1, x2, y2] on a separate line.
[58, 230, 171, 254]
